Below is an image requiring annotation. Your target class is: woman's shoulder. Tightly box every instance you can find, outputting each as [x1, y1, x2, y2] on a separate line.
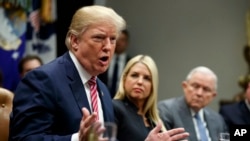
[112, 99, 124, 108]
[112, 99, 128, 118]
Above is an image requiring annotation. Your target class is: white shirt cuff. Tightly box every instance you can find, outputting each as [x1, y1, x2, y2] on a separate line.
[71, 133, 79, 141]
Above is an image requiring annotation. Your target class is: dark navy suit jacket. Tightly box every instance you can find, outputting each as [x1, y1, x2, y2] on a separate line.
[219, 100, 250, 127]
[9, 52, 114, 141]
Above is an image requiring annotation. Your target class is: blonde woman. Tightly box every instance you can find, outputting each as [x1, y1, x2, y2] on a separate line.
[113, 55, 189, 141]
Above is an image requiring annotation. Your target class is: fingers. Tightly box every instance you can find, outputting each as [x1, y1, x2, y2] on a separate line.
[164, 128, 189, 141]
[82, 107, 90, 117]
[171, 132, 189, 141]
[92, 122, 105, 136]
[87, 122, 104, 141]
[82, 107, 97, 127]
[145, 123, 164, 141]
[151, 122, 162, 134]
[166, 128, 185, 136]
[78, 107, 99, 141]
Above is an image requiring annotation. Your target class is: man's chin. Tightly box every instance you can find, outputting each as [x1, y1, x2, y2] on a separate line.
[99, 67, 108, 74]
[191, 105, 202, 112]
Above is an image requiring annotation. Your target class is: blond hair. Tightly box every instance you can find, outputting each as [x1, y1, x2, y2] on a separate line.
[114, 55, 166, 131]
[65, 5, 126, 49]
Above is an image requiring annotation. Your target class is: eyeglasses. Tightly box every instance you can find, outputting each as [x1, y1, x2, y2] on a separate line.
[188, 82, 214, 94]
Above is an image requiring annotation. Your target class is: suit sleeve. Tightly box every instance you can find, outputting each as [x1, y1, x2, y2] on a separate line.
[219, 105, 231, 128]
[9, 70, 72, 141]
[158, 101, 173, 130]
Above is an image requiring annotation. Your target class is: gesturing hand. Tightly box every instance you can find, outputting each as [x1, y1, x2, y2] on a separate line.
[145, 123, 189, 141]
[78, 107, 105, 141]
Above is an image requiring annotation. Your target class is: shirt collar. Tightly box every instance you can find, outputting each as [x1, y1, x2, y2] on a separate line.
[69, 51, 92, 84]
[190, 108, 205, 120]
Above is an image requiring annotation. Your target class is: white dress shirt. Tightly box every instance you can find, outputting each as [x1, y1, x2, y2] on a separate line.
[69, 51, 104, 141]
[191, 109, 211, 141]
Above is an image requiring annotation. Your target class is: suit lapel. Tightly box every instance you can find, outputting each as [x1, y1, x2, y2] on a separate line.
[96, 80, 106, 119]
[64, 53, 91, 113]
[96, 79, 114, 122]
[204, 109, 217, 141]
[63, 52, 113, 121]
[69, 79, 91, 112]
[179, 97, 198, 141]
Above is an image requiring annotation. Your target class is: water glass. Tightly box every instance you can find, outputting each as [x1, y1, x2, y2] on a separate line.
[219, 132, 230, 141]
[103, 122, 117, 141]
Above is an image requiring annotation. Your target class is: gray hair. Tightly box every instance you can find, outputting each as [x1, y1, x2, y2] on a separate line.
[186, 66, 218, 90]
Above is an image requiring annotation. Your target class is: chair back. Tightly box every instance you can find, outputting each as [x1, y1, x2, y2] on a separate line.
[0, 88, 14, 141]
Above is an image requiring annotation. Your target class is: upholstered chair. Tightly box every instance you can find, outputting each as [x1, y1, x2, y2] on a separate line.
[0, 88, 14, 141]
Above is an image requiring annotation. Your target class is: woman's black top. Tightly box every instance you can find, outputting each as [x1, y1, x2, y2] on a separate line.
[113, 97, 156, 141]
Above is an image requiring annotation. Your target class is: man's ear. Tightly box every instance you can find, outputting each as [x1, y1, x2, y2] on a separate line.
[212, 92, 217, 98]
[70, 34, 79, 51]
[182, 81, 188, 89]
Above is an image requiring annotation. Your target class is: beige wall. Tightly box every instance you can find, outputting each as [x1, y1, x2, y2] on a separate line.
[106, 0, 250, 111]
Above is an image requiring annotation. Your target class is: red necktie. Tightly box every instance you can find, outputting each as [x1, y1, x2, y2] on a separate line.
[88, 76, 99, 120]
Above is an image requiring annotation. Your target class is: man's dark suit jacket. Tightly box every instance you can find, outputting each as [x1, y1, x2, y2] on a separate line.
[219, 100, 250, 127]
[158, 96, 228, 141]
[9, 52, 114, 141]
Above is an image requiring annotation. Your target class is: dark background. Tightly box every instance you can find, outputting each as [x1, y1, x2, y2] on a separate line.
[56, 0, 94, 56]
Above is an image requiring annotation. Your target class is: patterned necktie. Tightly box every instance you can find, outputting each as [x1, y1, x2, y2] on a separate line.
[194, 113, 208, 141]
[88, 76, 99, 120]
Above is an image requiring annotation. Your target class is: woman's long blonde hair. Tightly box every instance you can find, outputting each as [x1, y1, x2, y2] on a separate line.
[114, 54, 166, 131]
